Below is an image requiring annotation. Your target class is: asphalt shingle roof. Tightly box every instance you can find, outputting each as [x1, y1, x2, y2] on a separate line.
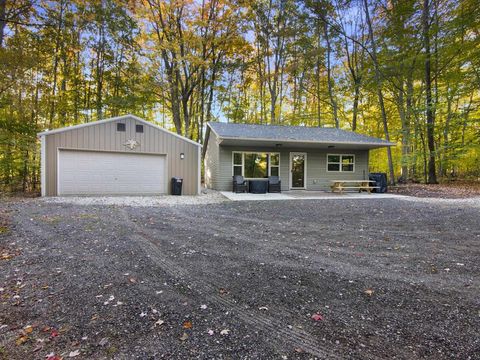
[208, 122, 393, 145]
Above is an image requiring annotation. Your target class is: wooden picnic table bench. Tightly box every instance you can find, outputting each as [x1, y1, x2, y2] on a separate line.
[330, 180, 380, 193]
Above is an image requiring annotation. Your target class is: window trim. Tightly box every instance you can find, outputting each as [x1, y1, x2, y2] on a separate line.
[231, 151, 281, 179]
[326, 153, 355, 173]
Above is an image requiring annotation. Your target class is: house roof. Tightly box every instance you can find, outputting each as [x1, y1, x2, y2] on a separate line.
[206, 122, 395, 148]
[37, 114, 202, 147]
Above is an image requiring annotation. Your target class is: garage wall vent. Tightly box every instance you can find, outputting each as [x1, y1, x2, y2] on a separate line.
[136, 124, 144, 133]
[117, 123, 126, 132]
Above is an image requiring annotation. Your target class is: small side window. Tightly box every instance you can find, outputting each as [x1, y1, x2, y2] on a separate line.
[117, 123, 126, 132]
[136, 124, 144, 133]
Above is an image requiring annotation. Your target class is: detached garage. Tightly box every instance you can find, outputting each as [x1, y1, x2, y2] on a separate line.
[39, 114, 201, 196]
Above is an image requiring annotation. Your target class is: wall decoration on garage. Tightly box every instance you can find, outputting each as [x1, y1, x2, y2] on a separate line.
[124, 139, 140, 150]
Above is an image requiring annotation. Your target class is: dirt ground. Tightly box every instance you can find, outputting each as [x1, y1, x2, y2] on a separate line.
[0, 197, 479, 359]
[391, 180, 480, 198]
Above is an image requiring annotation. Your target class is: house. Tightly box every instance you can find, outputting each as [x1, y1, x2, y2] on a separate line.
[203, 122, 395, 191]
[38, 114, 201, 196]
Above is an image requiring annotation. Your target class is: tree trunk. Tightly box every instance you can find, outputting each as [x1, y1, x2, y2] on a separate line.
[405, 74, 414, 178]
[315, 23, 322, 127]
[352, 83, 360, 131]
[206, 62, 217, 124]
[48, 0, 65, 128]
[423, 0, 437, 184]
[170, 82, 182, 134]
[95, 20, 105, 120]
[442, 90, 454, 177]
[323, 21, 339, 128]
[397, 81, 408, 179]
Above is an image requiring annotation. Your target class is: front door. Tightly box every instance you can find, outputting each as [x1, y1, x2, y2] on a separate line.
[290, 152, 307, 189]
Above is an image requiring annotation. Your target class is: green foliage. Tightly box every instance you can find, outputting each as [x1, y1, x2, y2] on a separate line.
[0, 0, 479, 192]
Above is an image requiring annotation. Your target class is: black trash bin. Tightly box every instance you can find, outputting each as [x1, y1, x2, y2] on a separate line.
[369, 173, 388, 193]
[171, 177, 183, 195]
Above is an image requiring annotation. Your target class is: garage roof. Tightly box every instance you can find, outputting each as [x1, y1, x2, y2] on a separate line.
[38, 114, 202, 147]
[207, 122, 395, 147]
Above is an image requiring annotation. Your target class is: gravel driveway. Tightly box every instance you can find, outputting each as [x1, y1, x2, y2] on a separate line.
[1, 197, 479, 359]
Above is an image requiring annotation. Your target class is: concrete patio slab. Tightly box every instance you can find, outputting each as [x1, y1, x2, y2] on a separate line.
[220, 190, 407, 201]
[220, 192, 294, 201]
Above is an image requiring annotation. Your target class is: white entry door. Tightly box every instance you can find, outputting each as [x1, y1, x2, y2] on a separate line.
[289, 152, 307, 189]
[58, 150, 167, 195]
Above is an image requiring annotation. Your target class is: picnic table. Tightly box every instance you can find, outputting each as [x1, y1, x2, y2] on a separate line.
[330, 180, 379, 193]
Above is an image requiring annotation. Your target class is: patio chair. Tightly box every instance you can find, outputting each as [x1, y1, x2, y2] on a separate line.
[233, 175, 248, 193]
[268, 176, 281, 193]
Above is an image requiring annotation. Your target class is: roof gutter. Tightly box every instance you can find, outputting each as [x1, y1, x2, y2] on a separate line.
[216, 136, 396, 147]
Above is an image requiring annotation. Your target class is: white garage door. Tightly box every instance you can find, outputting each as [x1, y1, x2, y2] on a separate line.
[58, 150, 166, 195]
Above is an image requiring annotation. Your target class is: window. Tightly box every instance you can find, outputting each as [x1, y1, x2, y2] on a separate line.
[232, 152, 280, 178]
[233, 152, 243, 176]
[270, 153, 280, 176]
[136, 124, 144, 133]
[244, 153, 268, 178]
[327, 154, 355, 172]
[117, 123, 126, 132]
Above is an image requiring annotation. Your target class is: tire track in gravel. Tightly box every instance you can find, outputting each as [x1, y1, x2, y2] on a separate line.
[12, 205, 394, 359]
[118, 208, 384, 360]
[128, 209, 421, 358]
[143, 207, 474, 299]
[14, 208, 340, 359]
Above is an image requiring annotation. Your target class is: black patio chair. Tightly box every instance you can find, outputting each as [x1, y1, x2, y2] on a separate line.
[233, 175, 248, 193]
[268, 176, 281, 193]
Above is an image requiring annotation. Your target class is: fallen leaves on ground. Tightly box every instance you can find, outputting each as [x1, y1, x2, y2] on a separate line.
[364, 289, 374, 296]
[219, 288, 229, 295]
[0, 247, 20, 261]
[69, 349, 81, 357]
[103, 295, 115, 305]
[15, 335, 28, 345]
[392, 181, 480, 199]
[183, 321, 192, 329]
[220, 329, 230, 335]
[1, 252, 14, 260]
[154, 319, 164, 327]
[311, 313, 323, 321]
[46, 353, 62, 360]
[179, 332, 189, 341]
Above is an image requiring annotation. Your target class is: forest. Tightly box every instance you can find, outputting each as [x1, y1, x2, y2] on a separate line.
[0, 0, 479, 192]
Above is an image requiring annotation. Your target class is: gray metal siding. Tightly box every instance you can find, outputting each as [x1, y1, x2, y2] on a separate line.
[215, 145, 370, 191]
[43, 115, 200, 196]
